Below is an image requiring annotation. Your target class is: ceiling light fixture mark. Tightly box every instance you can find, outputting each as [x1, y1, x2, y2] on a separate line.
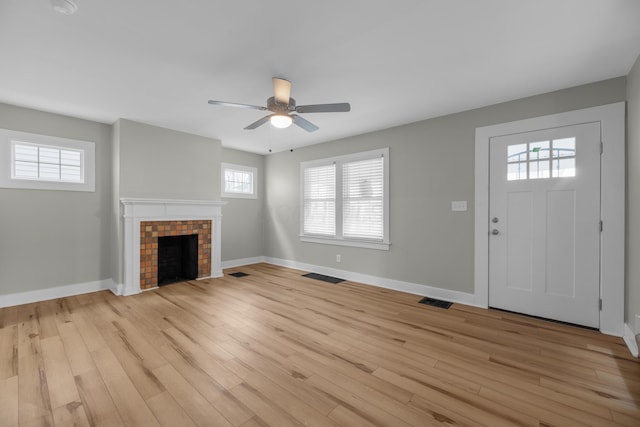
[51, 0, 78, 15]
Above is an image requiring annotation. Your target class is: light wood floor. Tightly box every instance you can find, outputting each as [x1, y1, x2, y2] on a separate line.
[1, 263, 639, 427]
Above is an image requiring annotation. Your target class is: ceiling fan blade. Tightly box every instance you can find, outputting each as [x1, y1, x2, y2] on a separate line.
[208, 100, 267, 110]
[292, 114, 319, 132]
[244, 115, 273, 130]
[273, 77, 291, 105]
[295, 103, 351, 113]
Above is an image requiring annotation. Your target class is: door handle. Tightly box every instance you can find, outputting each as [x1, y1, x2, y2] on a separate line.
[491, 229, 499, 235]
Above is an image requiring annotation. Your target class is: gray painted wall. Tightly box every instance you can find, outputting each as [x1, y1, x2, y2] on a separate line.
[627, 55, 640, 335]
[264, 78, 627, 295]
[220, 148, 265, 262]
[117, 119, 221, 200]
[0, 103, 112, 295]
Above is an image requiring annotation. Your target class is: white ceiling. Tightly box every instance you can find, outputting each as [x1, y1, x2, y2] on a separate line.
[1, 1, 639, 154]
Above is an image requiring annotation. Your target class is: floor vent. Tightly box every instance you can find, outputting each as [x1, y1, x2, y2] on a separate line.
[302, 272, 345, 284]
[229, 272, 249, 278]
[418, 297, 453, 309]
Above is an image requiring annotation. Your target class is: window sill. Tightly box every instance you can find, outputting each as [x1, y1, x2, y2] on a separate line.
[221, 192, 257, 199]
[300, 235, 390, 251]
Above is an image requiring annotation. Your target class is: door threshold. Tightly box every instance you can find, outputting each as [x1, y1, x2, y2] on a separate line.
[489, 307, 598, 331]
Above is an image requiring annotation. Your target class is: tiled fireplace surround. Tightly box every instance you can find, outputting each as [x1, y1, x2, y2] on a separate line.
[119, 199, 225, 296]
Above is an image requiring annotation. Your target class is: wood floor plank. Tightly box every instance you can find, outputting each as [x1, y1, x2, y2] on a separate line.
[40, 336, 80, 410]
[152, 363, 234, 427]
[434, 359, 614, 421]
[158, 340, 227, 404]
[91, 347, 161, 427]
[17, 304, 53, 426]
[69, 310, 108, 352]
[372, 366, 538, 427]
[327, 405, 378, 427]
[0, 375, 19, 427]
[212, 390, 257, 427]
[0, 324, 18, 380]
[478, 386, 618, 427]
[161, 327, 241, 389]
[0, 305, 19, 329]
[33, 301, 58, 340]
[242, 369, 338, 426]
[146, 390, 198, 427]
[228, 382, 302, 427]
[407, 393, 485, 427]
[52, 401, 91, 427]
[74, 369, 124, 427]
[56, 321, 96, 376]
[304, 373, 412, 427]
[219, 335, 339, 416]
[3, 264, 638, 426]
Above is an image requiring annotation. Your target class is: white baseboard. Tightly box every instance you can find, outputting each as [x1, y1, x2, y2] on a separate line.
[623, 323, 639, 358]
[0, 279, 114, 308]
[222, 256, 266, 269]
[262, 257, 478, 307]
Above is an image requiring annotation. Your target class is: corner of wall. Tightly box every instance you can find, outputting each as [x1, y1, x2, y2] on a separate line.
[625, 53, 640, 345]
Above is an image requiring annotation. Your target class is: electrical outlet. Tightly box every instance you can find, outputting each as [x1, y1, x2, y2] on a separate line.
[336, 254, 341, 263]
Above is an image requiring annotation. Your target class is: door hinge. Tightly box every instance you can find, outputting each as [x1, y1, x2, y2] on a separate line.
[599, 298, 603, 310]
[600, 220, 603, 232]
[600, 141, 604, 154]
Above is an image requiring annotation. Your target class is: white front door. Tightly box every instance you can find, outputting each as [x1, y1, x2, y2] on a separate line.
[489, 122, 601, 328]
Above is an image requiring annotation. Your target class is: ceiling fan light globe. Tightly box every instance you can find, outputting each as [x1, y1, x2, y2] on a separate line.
[270, 114, 293, 129]
[51, 0, 78, 15]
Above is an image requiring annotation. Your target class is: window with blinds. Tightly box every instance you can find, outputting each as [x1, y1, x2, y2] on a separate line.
[303, 164, 336, 236]
[0, 129, 95, 192]
[12, 142, 83, 182]
[300, 148, 389, 250]
[343, 157, 384, 240]
[221, 163, 257, 199]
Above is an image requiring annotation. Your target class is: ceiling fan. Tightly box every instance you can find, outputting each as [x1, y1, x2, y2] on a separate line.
[208, 78, 350, 132]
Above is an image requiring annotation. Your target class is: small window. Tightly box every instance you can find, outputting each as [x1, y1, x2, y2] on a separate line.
[221, 163, 257, 199]
[507, 137, 576, 181]
[0, 128, 95, 192]
[12, 141, 84, 182]
[300, 148, 389, 250]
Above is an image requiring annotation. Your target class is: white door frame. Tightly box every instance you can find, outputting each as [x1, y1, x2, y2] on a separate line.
[474, 102, 625, 336]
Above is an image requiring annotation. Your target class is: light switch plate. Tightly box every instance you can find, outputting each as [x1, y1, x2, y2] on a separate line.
[451, 201, 467, 211]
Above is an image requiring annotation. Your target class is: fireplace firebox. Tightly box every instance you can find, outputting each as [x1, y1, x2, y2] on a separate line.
[158, 234, 198, 285]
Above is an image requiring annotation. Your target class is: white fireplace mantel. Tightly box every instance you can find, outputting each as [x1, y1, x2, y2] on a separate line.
[118, 198, 226, 296]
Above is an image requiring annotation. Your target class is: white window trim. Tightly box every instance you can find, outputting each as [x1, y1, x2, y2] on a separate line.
[300, 148, 390, 251]
[0, 128, 95, 192]
[221, 162, 257, 199]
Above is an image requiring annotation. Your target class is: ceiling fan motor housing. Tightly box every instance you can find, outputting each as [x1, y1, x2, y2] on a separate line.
[267, 96, 295, 114]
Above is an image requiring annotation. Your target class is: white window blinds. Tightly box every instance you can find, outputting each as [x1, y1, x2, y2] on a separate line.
[221, 163, 257, 199]
[300, 148, 389, 250]
[224, 169, 253, 194]
[303, 164, 336, 236]
[343, 157, 384, 240]
[13, 142, 83, 182]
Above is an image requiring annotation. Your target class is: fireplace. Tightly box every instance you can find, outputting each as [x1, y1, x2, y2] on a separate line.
[119, 198, 225, 296]
[139, 220, 211, 288]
